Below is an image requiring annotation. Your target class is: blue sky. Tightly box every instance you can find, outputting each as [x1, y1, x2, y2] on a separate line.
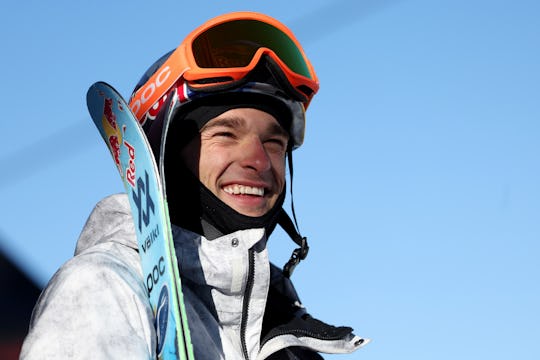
[1, 0, 539, 359]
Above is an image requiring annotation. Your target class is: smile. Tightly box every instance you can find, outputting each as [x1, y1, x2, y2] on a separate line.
[223, 184, 264, 196]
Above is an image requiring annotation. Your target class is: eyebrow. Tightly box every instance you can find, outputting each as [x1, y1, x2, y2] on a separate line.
[268, 121, 290, 139]
[201, 117, 244, 131]
[202, 116, 289, 139]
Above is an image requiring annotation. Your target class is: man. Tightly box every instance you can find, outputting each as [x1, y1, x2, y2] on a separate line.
[21, 12, 368, 359]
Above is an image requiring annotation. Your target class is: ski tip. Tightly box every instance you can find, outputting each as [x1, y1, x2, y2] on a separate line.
[86, 81, 115, 100]
[86, 81, 126, 116]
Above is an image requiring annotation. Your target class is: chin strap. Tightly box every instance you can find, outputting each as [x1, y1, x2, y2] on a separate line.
[279, 149, 309, 278]
[279, 210, 309, 278]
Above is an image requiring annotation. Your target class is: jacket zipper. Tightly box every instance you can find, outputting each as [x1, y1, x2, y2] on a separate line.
[240, 249, 256, 360]
[259, 317, 361, 355]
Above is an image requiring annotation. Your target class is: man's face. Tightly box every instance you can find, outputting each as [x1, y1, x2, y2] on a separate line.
[180, 108, 289, 217]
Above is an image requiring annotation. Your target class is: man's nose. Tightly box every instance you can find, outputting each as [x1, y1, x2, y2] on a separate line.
[239, 136, 271, 172]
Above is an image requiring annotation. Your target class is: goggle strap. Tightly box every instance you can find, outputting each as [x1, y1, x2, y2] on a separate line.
[129, 47, 188, 121]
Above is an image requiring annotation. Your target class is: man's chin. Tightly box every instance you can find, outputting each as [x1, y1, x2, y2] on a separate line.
[219, 193, 274, 218]
[230, 206, 269, 218]
[225, 201, 271, 218]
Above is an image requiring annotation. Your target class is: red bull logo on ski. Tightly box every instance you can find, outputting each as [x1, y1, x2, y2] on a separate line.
[101, 97, 123, 175]
[103, 97, 117, 130]
[124, 139, 136, 188]
[108, 135, 121, 172]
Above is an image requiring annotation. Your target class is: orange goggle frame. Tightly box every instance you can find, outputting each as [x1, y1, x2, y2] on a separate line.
[129, 12, 319, 123]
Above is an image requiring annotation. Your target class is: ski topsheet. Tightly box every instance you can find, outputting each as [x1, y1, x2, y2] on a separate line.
[86, 82, 194, 360]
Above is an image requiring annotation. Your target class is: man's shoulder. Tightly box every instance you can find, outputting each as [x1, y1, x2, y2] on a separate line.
[52, 193, 145, 291]
[75, 193, 138, 254]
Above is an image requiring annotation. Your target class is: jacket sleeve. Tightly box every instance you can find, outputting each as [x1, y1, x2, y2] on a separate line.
[265, 347, 324, 360]
[261, 264, 366, 359]
[20, 242, 156, 360]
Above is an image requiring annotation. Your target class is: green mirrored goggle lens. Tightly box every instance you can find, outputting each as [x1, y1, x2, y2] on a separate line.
[192, 20, 312, 79]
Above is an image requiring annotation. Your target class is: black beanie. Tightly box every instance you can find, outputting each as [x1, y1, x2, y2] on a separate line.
[167, 91, 293, 150]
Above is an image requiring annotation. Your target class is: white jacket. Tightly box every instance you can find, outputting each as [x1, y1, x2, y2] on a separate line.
[21, 194, 367, 359]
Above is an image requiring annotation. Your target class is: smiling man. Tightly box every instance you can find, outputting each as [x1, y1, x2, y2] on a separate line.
[21, 12, 368, 360]
[162, 91, 297, 241]
[183, 108, 288, 217]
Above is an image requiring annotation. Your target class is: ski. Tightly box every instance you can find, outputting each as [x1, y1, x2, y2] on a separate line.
[86, 81, 194, 360]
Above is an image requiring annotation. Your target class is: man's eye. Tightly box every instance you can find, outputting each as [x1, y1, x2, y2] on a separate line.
[214, 131, 235, 138]
[269, 138, 286, 146]
[265, 138, 288, 150]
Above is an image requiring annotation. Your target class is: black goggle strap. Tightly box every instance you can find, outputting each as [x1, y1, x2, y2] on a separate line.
[280, 149, 309, 278]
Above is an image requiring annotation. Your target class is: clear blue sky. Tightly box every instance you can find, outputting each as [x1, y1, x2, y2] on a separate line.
[1, 1, 539, 359]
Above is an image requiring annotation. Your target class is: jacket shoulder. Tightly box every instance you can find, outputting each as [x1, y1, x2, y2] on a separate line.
[21, 195, 154, 359]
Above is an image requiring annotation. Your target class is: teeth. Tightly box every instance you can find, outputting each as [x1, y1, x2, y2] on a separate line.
[224, 184, 264, 196]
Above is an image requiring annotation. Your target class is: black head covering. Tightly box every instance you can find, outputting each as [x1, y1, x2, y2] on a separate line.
[163, 92, 291, 239]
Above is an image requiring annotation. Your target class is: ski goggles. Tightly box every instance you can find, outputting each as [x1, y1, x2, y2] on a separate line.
[129, 12, 319, 122]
